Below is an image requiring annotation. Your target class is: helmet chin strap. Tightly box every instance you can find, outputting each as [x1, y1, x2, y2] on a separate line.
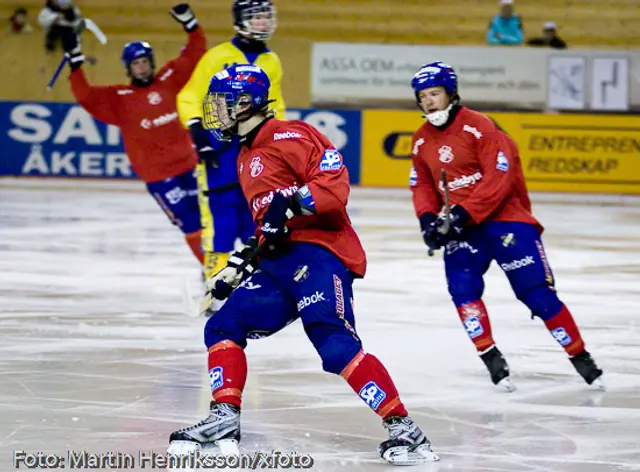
[425, 103, 453, 127]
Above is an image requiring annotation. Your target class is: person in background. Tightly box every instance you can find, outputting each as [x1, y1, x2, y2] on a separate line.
[9, 7, 33, 34]
[486, 0, 523, 46]
[527, 22, 567, 49]
[38, 0, 82, 52]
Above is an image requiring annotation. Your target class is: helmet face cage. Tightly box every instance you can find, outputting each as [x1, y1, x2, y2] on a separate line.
[235, 3, 277, 41]
[203, 92, 238, 141]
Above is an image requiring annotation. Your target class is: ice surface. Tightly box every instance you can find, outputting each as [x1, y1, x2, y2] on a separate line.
[1, 179, 639, 471]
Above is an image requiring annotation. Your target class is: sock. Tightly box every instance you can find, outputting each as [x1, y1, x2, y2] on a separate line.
[544, 304, 585, 356]
[457, 300, 495, 352]
[184, 230, 204, 264]
[204, 251, 230, 279]
[208, 340, 247, 408]
[341, 350, 408, 419]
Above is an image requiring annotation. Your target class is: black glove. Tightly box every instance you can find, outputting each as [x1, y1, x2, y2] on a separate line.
[61, 31, 84, 71]
[170, 3, 198, 32]
[260, 192, 297, 244]
[421, 205, 471, 251]
[187, 119, 218, 166]
[206, 237, 259, 300]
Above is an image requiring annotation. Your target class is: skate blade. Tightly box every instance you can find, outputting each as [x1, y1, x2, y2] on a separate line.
[215, 438, 240, 455]
[591, 376, 606, 391]
[497, 377, 516, 393]
[381, 444, 440, 465]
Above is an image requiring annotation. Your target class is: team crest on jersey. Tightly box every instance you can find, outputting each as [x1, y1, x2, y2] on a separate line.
[438, 145, 454, 163]
[147, 91, 162, 105]
[319, 149, 342, 172]
[250, 156, 264, 178]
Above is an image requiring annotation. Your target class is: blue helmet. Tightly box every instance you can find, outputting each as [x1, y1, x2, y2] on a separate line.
[203, 64, 272, 140]
[233, 0, 276, 41]
[411, 62, 459, 101]
[121, 41, 155, 75]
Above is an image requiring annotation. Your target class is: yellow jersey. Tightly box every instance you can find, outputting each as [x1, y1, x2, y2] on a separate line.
[177, 39, 285, 126]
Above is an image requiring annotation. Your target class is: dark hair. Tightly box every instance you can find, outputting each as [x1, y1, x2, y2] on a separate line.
[13, 7, 28, 16]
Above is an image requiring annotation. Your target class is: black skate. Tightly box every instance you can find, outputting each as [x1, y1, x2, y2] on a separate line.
[167, 402, 241, 456]
[378, 416, 439, 465]
[480, 346, 516, 392]
[570, 350, 605, 390]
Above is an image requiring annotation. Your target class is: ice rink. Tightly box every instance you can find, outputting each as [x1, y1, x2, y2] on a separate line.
[1, 179, 639, 472]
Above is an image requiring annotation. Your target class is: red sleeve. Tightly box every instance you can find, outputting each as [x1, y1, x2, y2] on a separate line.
[410, 133, 442, 218]
[160, 27, 207, 92]
[68, 69, 120, 125]
[303, 144, 349, 214]
[461, 128, 516, 223]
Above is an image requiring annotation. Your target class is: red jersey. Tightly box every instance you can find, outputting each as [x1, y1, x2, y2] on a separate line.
[68, 28, 207, 183]
[410, 107, 541, 232]
[238, 118, 367, 277]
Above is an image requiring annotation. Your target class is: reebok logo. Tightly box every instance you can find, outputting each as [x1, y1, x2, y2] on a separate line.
[501, 255, 535, 272]
[273, 131, 302, 141]
[463, 125, 482, 139]
[297, 291, 325, 312]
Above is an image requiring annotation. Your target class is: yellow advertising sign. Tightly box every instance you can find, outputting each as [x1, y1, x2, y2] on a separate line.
[361, 110, 640, 194]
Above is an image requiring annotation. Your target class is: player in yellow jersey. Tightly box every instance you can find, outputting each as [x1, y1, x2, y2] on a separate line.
[177, 0, 285, 282]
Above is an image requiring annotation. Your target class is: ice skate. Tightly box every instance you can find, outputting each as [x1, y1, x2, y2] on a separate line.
[167, 402, 240, 456]
[480, 346, 516, 392]
[378, 415, 439, 465]
[570, 350, 605, 390]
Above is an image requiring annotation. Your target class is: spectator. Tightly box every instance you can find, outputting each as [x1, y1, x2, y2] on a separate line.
[486, 0, 524, 46]
[9, 7, 33, 34]
[527, 22, 567, 49]
[38, 0, 83, 53]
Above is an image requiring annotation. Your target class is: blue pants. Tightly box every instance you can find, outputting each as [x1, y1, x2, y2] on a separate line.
[444, 222, 563, 321]
[204, 243, 363, 375]
[146, 168, 201, 234]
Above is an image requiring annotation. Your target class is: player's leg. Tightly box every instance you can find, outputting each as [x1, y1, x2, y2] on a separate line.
[490, 222, 604, 387]
[261, 243, 438, 464]
[146, 168, 203, 264]
[169, 270, 298, 450]
[444, 230, 513, 390]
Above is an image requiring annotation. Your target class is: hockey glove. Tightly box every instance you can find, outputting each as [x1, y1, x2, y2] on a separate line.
[205, 236, 259, 300]
[61, 31, 84, 71]
[187, 119, 219, 167]
[260, 192, 297, 244]
[170, 3, 198, 32]
[421, 205, 471, 250]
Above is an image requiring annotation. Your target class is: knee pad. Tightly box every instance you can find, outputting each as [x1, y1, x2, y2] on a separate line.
[518, 285, 563, 321]
[448, 271, 485, 307]
[315, 333, 362, 375]
[204, 313, 248, 349]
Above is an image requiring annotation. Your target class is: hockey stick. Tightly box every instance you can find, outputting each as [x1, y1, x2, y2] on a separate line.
[47, 18, 107, 90]
[428, 169, 450, 257]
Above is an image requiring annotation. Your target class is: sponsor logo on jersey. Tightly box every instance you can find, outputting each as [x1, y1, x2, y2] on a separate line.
[239, 163, 244, 175]
[445, 240, 479, 255]
[117, 89, 133, 95]
[297, 291, 325, 312]
[438, 145, 454, 163]
[463, 125, 483, 139]
[319, 149, 342, 171]
[250, 156, 264, 178]
[536, 241, 555, 286]
[140, 112, 179, 130]
[501, 233, 516, 247]
[440, 172, 483, 191]
[235, 65, 262, 73]
[359, 381, 386, 410]
[252, 185, 299, 212]
[551, 327, 572, 346]
[238, 277, 261, 290]
[165, 186, 187, 205]
[159, 68, 174, 82]
[409, 166, 417, 187]
[334, 274, 345, 317]
[147, 91, 162, 105]
[273, 131, 302, 141]
[496, 151, 509, 172]
[294, 265, 309, 282]
[500, 255, 535, 272]
[463, 316, 484, 339]
[208, 366, 224, 392]
[412, 137, 425, 156]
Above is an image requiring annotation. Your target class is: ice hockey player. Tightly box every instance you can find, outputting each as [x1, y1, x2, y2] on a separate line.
[61, 4, 207, 265]
[409, 62, 604, 392]
[167, 64, 438, 465]
[177, 0, 285, 281]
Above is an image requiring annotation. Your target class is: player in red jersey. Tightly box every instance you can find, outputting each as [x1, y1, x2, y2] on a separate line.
[167, 64, 438, 466]
[61, 4, 207, 264]
[409, 62, 604, 392]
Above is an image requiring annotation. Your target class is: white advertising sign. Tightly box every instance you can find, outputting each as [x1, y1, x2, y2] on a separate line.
[547, 56, 586, 110]
[590, 57, 629, 111]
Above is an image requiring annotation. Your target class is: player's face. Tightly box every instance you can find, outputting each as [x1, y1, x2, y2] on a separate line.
[250, 11, 273, 33]
[129, 57, 153, 81]
[418, 87, 449, 114]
